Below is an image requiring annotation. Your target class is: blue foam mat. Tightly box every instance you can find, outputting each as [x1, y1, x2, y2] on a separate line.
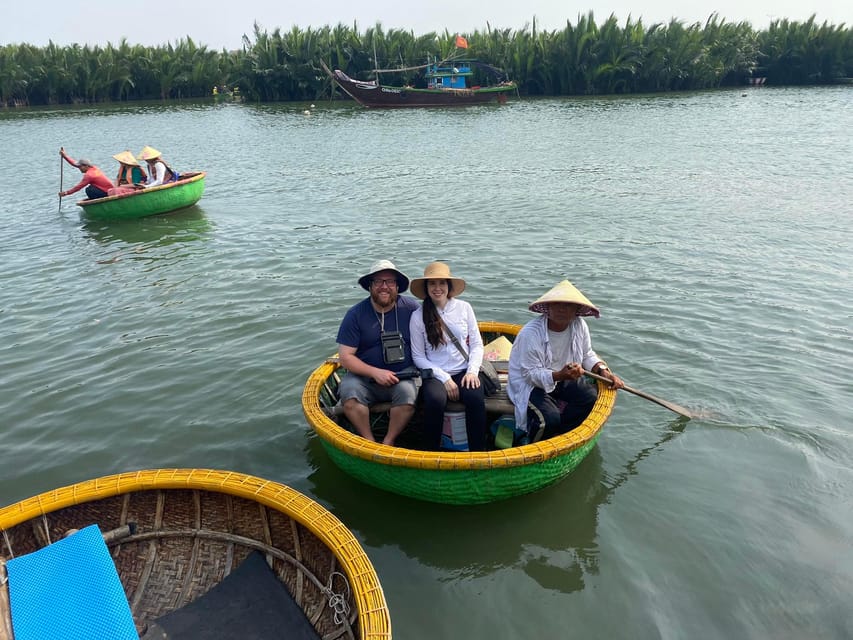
[6, 523, 138, 640]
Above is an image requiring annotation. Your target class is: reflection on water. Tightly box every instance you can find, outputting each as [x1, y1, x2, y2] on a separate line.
[3, 89, 852, 639]
[304, 435, 601, 588]
[306, 416, 687, 593]
[305, 418, 689, 593]
[81, 206, 213, 248]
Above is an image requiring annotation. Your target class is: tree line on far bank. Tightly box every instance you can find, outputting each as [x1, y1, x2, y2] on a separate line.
[1, 12, 850, 107]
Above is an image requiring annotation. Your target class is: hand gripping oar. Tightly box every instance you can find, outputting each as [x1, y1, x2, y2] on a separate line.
[584, 370, 695, 419]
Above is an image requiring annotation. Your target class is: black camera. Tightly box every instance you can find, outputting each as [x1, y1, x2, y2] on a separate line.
[381, 331, 406, 364]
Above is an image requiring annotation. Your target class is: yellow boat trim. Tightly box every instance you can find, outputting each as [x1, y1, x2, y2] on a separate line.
[303, 320, 616, 471]
[0, 468, 391, 640]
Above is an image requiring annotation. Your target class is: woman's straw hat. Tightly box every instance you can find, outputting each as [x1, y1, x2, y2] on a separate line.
[528, 280, 600, 318]
[409, 262, 466, 300]
[112, 150, 139, 166]
[137, 146, 162, 161]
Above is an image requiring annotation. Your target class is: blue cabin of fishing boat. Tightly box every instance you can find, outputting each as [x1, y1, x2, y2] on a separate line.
[426, 60, 473, 89]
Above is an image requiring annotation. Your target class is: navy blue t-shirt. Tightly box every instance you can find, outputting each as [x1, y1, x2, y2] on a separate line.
[336, 296, 420, 372]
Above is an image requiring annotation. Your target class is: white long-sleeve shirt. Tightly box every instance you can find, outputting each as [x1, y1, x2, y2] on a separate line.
[409, 297, 483, 384]
[507, 314, 600, 432]
[144, 160, 169, 187]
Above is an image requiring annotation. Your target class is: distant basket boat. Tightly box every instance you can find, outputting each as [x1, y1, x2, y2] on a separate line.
[321, 60, 516, 108]
[0, 469, 391, 639]
[78, 171, 206, 220]
[303, 321, 617, 504]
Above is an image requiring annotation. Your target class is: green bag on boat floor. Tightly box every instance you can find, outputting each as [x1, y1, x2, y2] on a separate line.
[490, 415, 529, 449]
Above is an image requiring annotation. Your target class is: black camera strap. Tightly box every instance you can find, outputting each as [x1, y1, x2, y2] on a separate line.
[440, 318, 469, 361]
[375, 303, 400, 333]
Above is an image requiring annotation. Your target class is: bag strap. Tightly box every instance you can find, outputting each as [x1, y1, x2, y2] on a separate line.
[439, 318, 469, 361]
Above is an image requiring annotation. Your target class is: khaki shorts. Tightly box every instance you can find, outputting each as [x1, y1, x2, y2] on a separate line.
[338, 369, 420, 407]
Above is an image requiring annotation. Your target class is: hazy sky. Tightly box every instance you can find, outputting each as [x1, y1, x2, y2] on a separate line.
[4, 0, 850, 50]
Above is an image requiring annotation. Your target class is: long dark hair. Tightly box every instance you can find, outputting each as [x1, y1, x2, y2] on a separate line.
[423, 280, 453, 349]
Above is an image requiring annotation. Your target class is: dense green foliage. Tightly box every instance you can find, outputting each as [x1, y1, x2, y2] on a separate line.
[2, 13, 850, 106]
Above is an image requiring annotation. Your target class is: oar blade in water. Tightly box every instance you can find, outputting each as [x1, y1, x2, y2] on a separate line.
[584, 370, 695, 419]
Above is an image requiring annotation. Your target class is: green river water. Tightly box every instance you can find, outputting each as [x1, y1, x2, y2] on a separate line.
[1, 86, 851, 638]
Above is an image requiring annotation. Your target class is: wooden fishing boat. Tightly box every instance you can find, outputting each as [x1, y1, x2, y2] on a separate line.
[321, 60, 516, 108]
[302, 321, 617, 505]
[77, 172, 206, 220]
[0, 468, 391, 639]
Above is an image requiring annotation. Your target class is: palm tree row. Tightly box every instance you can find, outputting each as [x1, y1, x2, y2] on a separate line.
[2, 13, 850, 107]
[0, 37, 230, 106]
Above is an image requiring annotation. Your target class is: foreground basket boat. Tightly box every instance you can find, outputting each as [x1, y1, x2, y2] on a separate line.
[77, 171, 206, 220]
[0, 468, 391, 639]
[302, 321, 617, 505]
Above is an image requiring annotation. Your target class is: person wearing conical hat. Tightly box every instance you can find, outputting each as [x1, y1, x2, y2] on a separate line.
[137, 146, 179, 188]
[107, 150, 149, 196]
[409, 262, 487, 451]
[507, 280, 624, 441]
[113, 150, 147, 187]
[58, 147, 114, 200]
[336, 260, 421, 446]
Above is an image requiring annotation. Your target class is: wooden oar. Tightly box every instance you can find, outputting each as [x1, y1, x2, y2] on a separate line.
[584, 370, 694, 419]
[58, 150, 64, 211]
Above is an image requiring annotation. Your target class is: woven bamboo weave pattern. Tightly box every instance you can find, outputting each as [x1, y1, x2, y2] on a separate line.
[0, 469, 391, 640]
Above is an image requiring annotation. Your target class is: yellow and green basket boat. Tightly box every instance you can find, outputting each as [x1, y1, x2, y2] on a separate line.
[303, 321, 617, 505]
[0, 469, 391, 639]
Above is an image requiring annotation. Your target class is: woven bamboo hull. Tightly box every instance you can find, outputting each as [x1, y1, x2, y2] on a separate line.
[77, 172, 205, 220]
[302, 321, 616, 505]
[0, 469, 391, 640]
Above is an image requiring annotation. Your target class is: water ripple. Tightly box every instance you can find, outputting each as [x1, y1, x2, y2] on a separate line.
[2, 88, 852, 639]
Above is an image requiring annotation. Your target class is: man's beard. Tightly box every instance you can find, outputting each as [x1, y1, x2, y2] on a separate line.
[371, 289, 397, 311]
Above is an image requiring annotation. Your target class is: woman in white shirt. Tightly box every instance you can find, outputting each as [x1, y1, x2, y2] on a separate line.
[137, 146, 179, 188]
[409, 262, 486, 451]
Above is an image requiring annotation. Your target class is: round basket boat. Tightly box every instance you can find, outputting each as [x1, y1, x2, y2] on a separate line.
[77, 172, 206, 220]
[302, 321, 617, 505]
[0, 468, 391, 639]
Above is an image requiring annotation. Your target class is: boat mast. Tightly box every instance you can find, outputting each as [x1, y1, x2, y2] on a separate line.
[373, 41, 381, 87]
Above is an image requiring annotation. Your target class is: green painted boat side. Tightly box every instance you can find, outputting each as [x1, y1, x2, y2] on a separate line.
[319, 435, 600, 504]
[77, 172, 206, 220]
[303, 321, 617, 504]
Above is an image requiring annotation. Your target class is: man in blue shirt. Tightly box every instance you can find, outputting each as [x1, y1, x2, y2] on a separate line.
[336, 260, 421, 445]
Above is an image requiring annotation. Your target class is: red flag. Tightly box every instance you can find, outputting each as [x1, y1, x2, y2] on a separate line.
[455, 35, 468, 49]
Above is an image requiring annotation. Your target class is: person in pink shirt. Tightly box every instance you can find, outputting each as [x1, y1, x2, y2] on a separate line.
[59, 148, 114, 200]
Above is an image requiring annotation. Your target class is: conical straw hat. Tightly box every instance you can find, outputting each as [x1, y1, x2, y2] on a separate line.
[137, 146, 162, 161]
[528, 280, 600, 318]
[112, 150, 139, 166]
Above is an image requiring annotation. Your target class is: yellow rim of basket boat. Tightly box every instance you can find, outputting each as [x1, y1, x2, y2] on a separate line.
[303, 321, 617, 471]
[0, 468, 391, 640]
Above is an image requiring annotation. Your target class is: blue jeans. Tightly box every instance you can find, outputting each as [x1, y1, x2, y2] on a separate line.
[528, 380, 598, 439]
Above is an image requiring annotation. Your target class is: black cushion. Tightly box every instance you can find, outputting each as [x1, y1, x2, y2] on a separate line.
[142, 551, 321, 640]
